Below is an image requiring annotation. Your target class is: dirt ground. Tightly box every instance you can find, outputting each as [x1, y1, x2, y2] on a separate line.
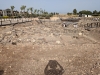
[0, 20, 100, 75]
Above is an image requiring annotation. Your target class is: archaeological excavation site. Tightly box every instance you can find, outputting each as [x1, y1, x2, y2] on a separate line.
[0, 17, 100, 75]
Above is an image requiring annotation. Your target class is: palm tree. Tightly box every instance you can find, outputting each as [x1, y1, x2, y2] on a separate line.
[41, 10, 44, 14]
[37, 10, 40, 15]
[20, 5, 26, 17]
[40, 8, 42, 15]
[34, 9, 37, 14]
[11, 6, 15, 17]
[30, 7, 33, 14]
[43, 9, 45, 14]
[23, 5, 26, 13]
[27, 8, 29, 17]
[27, 8, 29, 13]
[20, 6, 24, 16]
[23, 5, 26, 17]
[20, 6, 23, 12]
[29, 7, 33, 17]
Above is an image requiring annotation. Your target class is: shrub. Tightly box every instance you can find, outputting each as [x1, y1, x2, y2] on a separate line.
[16, 16, 22, 18]
[32, 14, 38, 17]
[12, 16, 17, 18]
[38, 16, 44, 19]
[92, 14, 99, 16]
[45, 16, 50, 19]
[41, 14, 46, 17]
[3, 16, 9, 19]
[44, 14, 50, 19]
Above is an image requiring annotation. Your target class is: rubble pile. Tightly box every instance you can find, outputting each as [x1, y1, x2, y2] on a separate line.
[0, 18, 100, 46]
[0, 21, 64, 45]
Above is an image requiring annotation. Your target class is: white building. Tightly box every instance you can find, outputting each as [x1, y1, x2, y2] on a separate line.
[0, 9, 19, 16]
[3, 9, 11, 16]
[79, 14, 92, 17]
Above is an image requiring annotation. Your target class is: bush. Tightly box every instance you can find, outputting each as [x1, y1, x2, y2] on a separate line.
[12, 16, 17, 18]
[41, 14, 47, 17]
[3, 16, 9, 19]
[32, 14, 38, 17]
[45, 16, 50, 19]
[92, 14, 99, 16]
[38, 16, 44, 19]
[16, 16, 22, 18]
[45, 14, 50, 19]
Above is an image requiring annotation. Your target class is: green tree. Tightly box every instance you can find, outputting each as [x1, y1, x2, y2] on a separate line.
[53, 12, 55, 15]
[20, 6, 23, 12]
[98, 11, 100, 15]
[23, 5, 26, 13]
[73, 9, 77, 15]
[11, 6, 15, 16]
[50, 12, 53, 15]
[34, 9, 37, 14]
[30, 7, 33, 17]
[67, 12, 72, 15]
[27, 8, 29, 13]
[43, 10, 45, 14]
[20, 5, 26, 13]
[44, 12, 48, 14]
[41, 10, 44, 14]
[30, 7, 33, 14]
[56, 12, 59, 15]
[93, 10, 98, 14]
[23, 5, 26, 17]
[20, 6, 24, 16]
[79, 10, 92, 15]
[37, 10, 40, 15]
[27, 8, 30, 17]
[40, 8, 43, 15]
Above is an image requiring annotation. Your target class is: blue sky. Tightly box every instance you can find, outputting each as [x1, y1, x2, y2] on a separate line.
[0, 0, 100, 14]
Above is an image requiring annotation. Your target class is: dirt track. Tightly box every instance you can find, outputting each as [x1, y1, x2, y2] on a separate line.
[0, 20, 100, 75]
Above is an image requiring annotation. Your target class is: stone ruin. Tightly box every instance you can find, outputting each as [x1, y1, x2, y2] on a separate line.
[0, 17, 100, 46]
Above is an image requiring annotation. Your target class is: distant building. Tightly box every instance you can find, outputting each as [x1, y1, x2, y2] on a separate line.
[79, 14, 92, 17]
[13, 10, 19, 16]
[0, 9, 19, 16]
[0, 9, 3, 16]
[3, 9, 11, 16]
